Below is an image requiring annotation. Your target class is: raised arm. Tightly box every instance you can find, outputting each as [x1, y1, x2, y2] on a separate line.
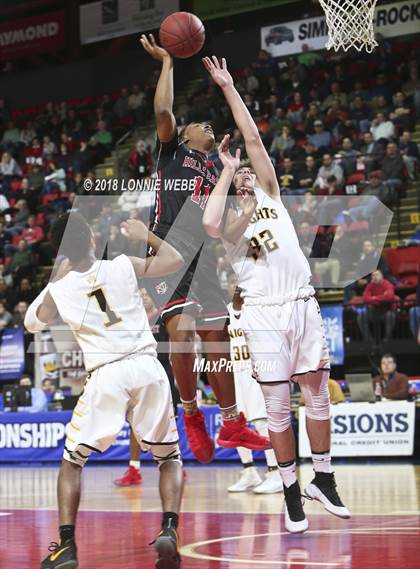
[122, 219, 184, 278]
[140, 34, 176, 143]
[202, 56, 279, 200]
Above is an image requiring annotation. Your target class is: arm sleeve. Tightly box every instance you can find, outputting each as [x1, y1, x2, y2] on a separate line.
[24, 285, 51, 333]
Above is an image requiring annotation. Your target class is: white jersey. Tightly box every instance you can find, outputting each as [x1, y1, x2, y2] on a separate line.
[224, 187, 313, 304]
[48, 254, 156, 371]
[227, 303, 252, 375]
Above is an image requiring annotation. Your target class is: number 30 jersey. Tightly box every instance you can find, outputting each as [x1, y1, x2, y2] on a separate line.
[223, 187, 313, 303]
[48, 254, 156, 371]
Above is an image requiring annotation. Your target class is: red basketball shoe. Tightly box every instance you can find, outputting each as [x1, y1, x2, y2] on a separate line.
[183, 409, 215, 463]
[113, 465, 142, 487]
[217, 412, 271, 450]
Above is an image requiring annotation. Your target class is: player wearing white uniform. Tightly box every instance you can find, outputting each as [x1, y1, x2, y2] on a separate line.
[202, 56, 350, 533]
[227, 277, 283, 494]
[25, 213, 184, 569]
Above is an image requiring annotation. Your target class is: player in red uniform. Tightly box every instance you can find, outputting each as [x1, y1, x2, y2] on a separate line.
[140, 34, 270, 463]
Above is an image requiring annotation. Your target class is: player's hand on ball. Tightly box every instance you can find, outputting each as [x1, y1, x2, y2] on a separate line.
[218, 134, 240, 171]
[121, 219, 149, 241]
[202, 56, 234, 89]
[239, 192, 257, 217]
[140, 34, 170, 61]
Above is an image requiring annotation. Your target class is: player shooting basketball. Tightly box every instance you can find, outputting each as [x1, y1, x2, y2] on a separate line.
[139, 34, 270, 463]
[25, 214, 184, 569]
[202, 56, 350, 533]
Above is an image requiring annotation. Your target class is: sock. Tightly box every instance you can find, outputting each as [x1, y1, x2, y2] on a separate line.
[254, 419, 277, 470]
[162, 512, 179, 530]
[59, 525, 75, 544]
[312, 450, 331, 473]
[278, 460, 297, 488]
[220, 403, 240, 422]
[237, 447, 253, 465]
[130, 460, 140, 470]
[242, 461, 255, 469]
[181, 397, 198, 416]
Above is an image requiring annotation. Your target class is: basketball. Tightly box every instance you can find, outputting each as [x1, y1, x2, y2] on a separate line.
[159, 11, 205, 59]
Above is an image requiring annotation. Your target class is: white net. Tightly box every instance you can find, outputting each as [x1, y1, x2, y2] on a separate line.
[319, 0, 379, 53]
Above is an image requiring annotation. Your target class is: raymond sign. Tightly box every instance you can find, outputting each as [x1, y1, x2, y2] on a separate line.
[0, 11, 65, 62]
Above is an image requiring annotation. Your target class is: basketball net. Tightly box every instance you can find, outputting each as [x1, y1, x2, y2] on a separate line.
[319, 0, 379, 53]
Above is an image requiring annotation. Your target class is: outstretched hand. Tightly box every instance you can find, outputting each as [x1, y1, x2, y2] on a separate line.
[238, 191, 257, 218]
[202, 56, 234, 89]
[218, 134, 241, 171]
[140, 34, 171, 62]
[121, 219, 149, 241]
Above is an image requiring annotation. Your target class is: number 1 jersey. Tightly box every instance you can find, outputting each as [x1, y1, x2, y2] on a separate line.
[48, 254, 156, 371]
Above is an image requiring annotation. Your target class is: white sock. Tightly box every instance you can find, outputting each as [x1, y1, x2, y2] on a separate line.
[264, 449, 278, 469]
[130, 460, 140, 470]
[278, 460, 297, 488]
[237, 447, 253, 465]
[312, 451, 331, 473]
[254, 419, 278, 470]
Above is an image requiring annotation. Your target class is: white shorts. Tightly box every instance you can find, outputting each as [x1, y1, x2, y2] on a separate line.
[64, 351, 178, 463]
[233, 366, 267, 422]
[241, 297, 330, 383]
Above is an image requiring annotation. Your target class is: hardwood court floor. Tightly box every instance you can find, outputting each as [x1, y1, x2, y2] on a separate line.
[1, 463, 419, 568]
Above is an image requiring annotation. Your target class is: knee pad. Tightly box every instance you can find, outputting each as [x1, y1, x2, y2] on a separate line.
[260, 382, 292, 433]
[63, 444, 91, 467]
[151, 443, 182, 468]
[298, 370, 330, 421]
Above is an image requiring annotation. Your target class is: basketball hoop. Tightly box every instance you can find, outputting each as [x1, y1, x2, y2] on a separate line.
[319, 0, 379, 53]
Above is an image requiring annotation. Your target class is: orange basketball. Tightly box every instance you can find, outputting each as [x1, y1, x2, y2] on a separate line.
[159, 11, 205, 59]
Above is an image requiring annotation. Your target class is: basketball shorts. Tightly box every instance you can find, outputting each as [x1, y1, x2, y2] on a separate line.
[146, 231, 228, 328]
[233, 366, 268, 422]
[241, 296, 330, 383]
[64, 350, 178, 464]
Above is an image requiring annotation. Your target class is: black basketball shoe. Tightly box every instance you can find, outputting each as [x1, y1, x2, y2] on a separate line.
[40, 539, 78, 569]
[305, 472, 351, 518]
[283, 480, 308, 533]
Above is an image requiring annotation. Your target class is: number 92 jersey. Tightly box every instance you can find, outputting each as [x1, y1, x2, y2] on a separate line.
[48, 254, 157, 371]
[223, 187, 312, 303]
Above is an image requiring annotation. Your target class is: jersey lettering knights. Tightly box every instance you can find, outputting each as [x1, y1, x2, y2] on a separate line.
[153, 133, 219, 244]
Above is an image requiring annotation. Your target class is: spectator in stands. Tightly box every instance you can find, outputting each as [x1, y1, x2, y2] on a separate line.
[342, 172, 397, 223]
[358, 269, 396, 342]
[304, 102, 323, 133]
[20, 215, 44, 248]
[7, 277, 36, 308]
[90, 120, 112, 163]
[71, 141, 93, 174]
[266, 107, 290, 138]
[321, 81, 348, 111]
[114, 87, 130, 119]
[19, 121, 36, 147]
[2, 120, 20, 152]
[297, 155, 318, 191]
[336, 137, 359, 178]
[314, 225, 353, 287]
[128, 83, 146, 123]
[381, 142, 406, 194]
[287, 92, 305, 124]
[389, 91, 412, 132]
[350, 96, 370, 133]
[402, 65, 420, 119]
[16, 374, 48, 413]
[11, 300, 28, 327]
[297, 44, 322, 68]
[270, 125, 295, 162]
[6, 239, 33, 280]
[0, 299, 12, 329]
[372, 354, 409, 400]
[359, 131, 385, 173]
[408, 279, 420, 344]
[370, 112, 395, 143]
[308, 121, 332, 151]
[0, 277, 11, 308]
[27, 164, 45, 193]
[314, 154, 344, 190]
[42, 135, 57, 161]
[0, 152, 22, 190]
[237, 66, 259, 95]
[128, 140, 152, 180]
[4, 199, 30, 236]
[295, 191, 318, 225]
[0, 192, 9, 212]
[399, 130, 419, 181]
[43, 162, 66, 194]
[277, 157, 299, 194]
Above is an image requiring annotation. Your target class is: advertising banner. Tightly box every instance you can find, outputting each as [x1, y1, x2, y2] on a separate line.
[80, 0, 179, 45]
[0, 11, 65, 62]
[261, 0, 420, 57]
[0, 406, 264, 462]
[0, 327, 25, 381]
[320, 305, 344, 366]
[194, 0, 296, 21]
[299, 401, 416, 457]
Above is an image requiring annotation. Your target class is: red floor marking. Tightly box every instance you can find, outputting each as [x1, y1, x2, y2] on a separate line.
[3, 510, 419, 568]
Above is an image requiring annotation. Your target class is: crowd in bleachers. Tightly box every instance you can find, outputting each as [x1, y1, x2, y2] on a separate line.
[0, 36, 419, 353]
